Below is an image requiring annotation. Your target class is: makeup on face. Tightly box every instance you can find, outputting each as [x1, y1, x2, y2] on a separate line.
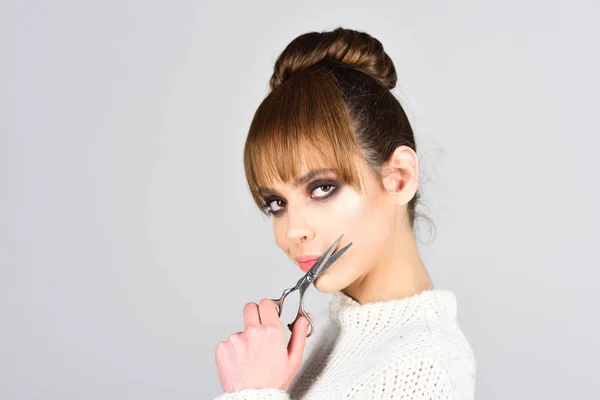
[264, 168, 368, 276]
[258, 169, 342, 217]
[258, 169, 341, 273]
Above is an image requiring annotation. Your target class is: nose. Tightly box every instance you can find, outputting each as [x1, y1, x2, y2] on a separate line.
[285, 206, 315, 244]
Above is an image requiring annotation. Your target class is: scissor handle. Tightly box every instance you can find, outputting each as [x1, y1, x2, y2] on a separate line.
[286, 285, 315, 337]
[270, 287, 315, 337]
[288, 307, 315, 337]
[270, 287, 294, 316]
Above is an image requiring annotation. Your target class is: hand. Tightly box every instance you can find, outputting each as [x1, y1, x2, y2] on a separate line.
[215, 298, 311, 392]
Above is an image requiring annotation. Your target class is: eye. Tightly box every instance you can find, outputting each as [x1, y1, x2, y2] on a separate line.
[261, 180, 339, 217]
[311, 183, 336, 198]
[263, 198, 285, 215]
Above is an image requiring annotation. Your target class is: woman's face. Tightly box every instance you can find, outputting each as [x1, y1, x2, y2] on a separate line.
[260, 162, 397, 293]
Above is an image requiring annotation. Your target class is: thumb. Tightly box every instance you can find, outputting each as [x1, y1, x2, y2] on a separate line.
[287, 313, 312, 370]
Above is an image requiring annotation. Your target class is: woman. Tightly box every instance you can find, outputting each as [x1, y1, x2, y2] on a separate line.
[214, 27, 476, 399]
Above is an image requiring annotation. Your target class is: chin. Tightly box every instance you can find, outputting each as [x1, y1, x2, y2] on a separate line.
[313, 272, 344, 293]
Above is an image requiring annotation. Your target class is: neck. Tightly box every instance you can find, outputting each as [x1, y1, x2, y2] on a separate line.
[342, 223, 433, 305]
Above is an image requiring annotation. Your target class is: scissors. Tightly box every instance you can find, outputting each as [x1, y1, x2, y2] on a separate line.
[270, 234, 352, 338]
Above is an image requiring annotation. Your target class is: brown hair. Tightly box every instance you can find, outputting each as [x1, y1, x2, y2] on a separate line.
[243, 27, 426, 229]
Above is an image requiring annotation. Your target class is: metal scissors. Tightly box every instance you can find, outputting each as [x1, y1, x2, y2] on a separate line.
[270, 234, 352, 338]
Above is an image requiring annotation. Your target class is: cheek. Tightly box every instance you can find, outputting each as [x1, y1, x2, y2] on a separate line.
[313, 191, 374, 282]
[316, 188, 364, 234]
[316, 190, 391, 282]
[272, 219, 289, 255]
[324, 187, 387, 244]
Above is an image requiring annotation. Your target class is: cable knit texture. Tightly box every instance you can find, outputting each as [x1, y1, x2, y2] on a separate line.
[214, 289, 476, 399]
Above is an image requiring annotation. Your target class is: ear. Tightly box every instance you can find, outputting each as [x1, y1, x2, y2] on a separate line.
[381, 146, 419, 206]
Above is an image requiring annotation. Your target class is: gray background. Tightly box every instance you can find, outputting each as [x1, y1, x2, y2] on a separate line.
[2, 0, 599, 399]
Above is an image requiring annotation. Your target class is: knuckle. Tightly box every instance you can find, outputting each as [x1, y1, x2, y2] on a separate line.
[215, 342, 228, 358]
[245, 326, 260, 337]
[259, 298, 273, 308]
[228, 332, 242, 343]
[264, 324, 278, 336]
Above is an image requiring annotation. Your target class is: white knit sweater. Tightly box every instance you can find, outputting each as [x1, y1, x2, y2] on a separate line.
[214, 289, 476, 399]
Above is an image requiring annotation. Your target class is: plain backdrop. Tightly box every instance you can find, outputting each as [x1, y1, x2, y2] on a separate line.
[2, 1, 599, 399]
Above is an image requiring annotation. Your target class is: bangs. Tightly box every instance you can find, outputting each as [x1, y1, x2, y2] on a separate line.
[243, 68, 365, 212]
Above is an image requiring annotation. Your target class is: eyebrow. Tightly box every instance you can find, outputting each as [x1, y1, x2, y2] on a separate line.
[258, 168, 336, 196]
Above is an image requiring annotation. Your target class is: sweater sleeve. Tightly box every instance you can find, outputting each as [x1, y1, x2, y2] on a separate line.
[213, 388, 290, 400]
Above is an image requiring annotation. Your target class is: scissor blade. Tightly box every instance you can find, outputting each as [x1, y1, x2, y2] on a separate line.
[313, 241, 352, 277]
[293, 235, 341, 288]
[306, 234, 344, 277]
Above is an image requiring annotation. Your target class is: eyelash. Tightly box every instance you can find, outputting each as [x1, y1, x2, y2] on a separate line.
[261, 180, 339, 217]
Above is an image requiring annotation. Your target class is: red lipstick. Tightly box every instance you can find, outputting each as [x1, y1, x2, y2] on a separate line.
[295, 255, 320, 273]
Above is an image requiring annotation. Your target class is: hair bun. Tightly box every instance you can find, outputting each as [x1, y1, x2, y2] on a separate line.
[270, 27, 397, 91]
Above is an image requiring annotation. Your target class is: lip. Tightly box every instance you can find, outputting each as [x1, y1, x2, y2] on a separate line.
[295, 255, 321, 263]
[294, 255, 321, 273]
[298, 259, 318, 273]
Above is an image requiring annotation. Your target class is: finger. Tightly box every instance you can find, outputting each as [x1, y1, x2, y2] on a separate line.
[258, 298, 281, 327]
[226, 331, 246, 359]
[243, 302, 260, 329]
[287, 311, 314, 333]
[287, 315, 310, 371]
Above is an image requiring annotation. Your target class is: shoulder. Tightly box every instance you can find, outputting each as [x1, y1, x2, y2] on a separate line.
[348, 351, 476, 400]
[380, 301, 477, 374]
[351, 317, 476, 398]
[389, 289, 475, 362]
